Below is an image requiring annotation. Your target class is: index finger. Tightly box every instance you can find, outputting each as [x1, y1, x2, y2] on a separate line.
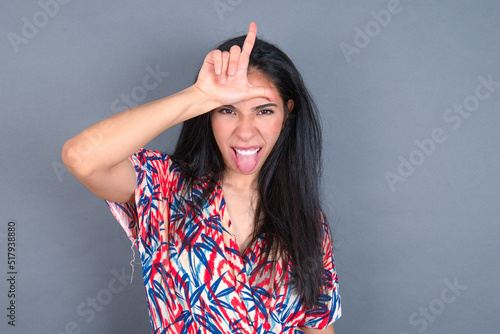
[241, 21, 257, 58]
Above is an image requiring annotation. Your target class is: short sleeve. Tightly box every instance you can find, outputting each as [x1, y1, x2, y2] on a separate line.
[105, 148, 175, 244]
[298, 214, 342, 329]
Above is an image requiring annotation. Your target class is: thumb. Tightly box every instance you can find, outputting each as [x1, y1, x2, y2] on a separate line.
[247, 85, 276, 102]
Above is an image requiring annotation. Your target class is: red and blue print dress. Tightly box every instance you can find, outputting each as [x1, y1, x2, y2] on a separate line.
[106, 148, 341, 333]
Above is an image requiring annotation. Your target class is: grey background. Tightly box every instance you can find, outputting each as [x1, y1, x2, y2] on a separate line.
[1, 0, 499, 333]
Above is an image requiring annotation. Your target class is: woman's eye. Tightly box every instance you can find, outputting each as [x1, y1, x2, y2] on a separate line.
[219, 108, 235, 115]
[258, 109, 274, 115]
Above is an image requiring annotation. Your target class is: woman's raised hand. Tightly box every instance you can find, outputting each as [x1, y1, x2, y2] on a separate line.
[62, 22, 277, 204]
[193, 22, 274, 107]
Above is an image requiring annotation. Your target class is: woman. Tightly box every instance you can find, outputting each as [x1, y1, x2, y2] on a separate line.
[62, 22, 341, 333]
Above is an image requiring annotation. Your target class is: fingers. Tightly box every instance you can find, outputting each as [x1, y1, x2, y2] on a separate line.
[247, 85, 275, 103]
[208, 49, 231, 85]
[220, 51, 230, 84]
[210, 49, 222, 75]
[241, 22, 257, 58]
[227, 45, 241, 76]
[224, 22, 257, 80]
[220, 45, 242, 84]
[237, 22, 257, 74]
[205, 22, 258, 86]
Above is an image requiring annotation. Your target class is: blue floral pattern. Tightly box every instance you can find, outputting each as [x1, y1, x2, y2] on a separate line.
[106, 148, 341, 333]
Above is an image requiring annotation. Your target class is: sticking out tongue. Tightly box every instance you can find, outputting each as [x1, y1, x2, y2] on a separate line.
[234, 149, 260, 173]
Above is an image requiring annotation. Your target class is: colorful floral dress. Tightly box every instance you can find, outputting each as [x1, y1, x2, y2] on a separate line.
[106, 148, 341, 333]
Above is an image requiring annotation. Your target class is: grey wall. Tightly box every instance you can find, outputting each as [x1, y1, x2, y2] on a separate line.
[1, 1, 499, 333]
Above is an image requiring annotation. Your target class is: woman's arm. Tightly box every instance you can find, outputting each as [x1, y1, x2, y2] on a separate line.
[61, 87, 219, 203]
[62, 22, 272, 203]
[300, 324, 335, 334]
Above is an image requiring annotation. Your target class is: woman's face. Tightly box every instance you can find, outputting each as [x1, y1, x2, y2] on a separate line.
[211, 70, 290, 180]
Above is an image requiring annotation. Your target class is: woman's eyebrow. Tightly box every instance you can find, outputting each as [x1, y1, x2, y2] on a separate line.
[252, 103, 278, 111]
[220, 103, 278, 112]
[221, 104, 237, 110]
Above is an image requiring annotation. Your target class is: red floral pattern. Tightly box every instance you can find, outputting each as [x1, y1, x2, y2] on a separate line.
[106, 148, 341, 333]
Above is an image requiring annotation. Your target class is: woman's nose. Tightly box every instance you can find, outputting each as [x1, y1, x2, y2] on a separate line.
[235, 117, 257, 141]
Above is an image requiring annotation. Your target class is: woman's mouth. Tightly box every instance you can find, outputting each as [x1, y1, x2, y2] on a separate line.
[234, 148, 260, 155]
[232, 147, 262, 173]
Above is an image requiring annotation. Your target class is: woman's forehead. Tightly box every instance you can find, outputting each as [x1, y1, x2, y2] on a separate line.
[245, 71, 283, 105]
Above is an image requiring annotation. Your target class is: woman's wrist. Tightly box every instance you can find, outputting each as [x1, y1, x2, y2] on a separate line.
[180, 85, 221, 120]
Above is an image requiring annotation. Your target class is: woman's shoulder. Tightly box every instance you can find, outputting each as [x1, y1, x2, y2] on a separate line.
[132, 148, 214, 192]
[133, 148, 170, 163]
[132, 148, 185, 174]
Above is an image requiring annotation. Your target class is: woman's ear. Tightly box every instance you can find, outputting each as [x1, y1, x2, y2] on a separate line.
[286, 99, 294, 115]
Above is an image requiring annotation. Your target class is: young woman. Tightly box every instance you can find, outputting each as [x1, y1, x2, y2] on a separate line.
[62, 22, 341, 334]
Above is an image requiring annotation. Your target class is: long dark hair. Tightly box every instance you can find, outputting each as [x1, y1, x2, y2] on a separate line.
[172, 34, 326, 307]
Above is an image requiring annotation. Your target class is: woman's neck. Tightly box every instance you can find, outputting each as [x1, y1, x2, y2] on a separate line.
[221, 171, 258, 193]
